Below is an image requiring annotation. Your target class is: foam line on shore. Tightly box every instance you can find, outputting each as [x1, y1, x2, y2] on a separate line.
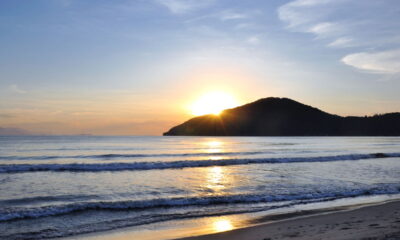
[1, 186, 400, 222]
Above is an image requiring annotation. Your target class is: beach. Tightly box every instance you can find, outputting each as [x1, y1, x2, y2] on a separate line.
[4, 0, 400, 239]
[179, 200, 400, 240]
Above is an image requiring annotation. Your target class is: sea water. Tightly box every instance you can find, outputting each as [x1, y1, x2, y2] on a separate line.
[0, 136, 399, 239]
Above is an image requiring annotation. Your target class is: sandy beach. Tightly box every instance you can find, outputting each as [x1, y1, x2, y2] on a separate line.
[177, 200, 400, 240]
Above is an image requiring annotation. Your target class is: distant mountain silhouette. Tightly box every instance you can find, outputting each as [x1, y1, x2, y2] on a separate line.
[163, 97, 400, 136]
[0, 127, 31, 136]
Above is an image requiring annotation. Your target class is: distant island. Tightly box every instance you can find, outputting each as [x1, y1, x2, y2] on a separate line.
[0, 127, 31, 136]
[164, 97, 400, 136]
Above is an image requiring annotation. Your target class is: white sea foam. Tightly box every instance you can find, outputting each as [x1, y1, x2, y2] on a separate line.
[0, 152, 399, 173]
[1, 185, 399, 222]
[0, 151, 266, 160]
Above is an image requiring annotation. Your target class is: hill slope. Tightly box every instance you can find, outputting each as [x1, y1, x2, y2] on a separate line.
[163, 97, 400, 136]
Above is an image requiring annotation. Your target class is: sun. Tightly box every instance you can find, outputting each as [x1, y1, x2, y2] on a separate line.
[190, 91, 238, 116]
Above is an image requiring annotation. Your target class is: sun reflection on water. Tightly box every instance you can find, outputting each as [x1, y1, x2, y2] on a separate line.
[200, 139, 236, 192]
[206, 140, 222, 148]
[213, 219, 233, 232]
[201, 164, 239, 195]
[205, 166, 225, 191]
[205, 140, 223, 154]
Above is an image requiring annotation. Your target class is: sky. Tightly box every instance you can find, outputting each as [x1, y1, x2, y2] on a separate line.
[1, 0, 400, 135]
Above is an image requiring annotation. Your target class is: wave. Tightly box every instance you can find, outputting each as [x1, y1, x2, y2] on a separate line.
[0, 194, 100, 205]
[0, 151, 266, 160]
[0, 152, 399, 173]
[1, 185, 399, 222]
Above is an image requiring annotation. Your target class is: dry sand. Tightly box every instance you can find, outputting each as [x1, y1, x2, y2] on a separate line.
[177, 200, 400, 240]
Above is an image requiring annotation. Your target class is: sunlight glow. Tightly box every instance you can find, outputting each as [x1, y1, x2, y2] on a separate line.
[205, 140, 223, 153]
[213, 219, 233, 232]
[206, 166, 224, 190]
[206, 140, 222, 147]
[190, 91, 238, 116]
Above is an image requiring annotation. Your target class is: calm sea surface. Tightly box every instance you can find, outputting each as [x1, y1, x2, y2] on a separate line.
[0, 136, 400, 239]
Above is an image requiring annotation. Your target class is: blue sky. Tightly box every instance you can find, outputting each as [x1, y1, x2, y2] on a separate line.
[1, 0, 400, 135]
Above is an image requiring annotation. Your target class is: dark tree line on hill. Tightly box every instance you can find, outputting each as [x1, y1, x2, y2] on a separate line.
[164, 97, 400, 136]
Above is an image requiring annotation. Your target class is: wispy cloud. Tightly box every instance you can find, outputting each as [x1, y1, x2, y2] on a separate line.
[342, 49, 400, 74]
[156, 0, 215, 14]
[9, 84, 27, 94]
[235, 23, 254, 30]
[219, 10, 248, 21]
[307, 22, 341, 38]
[185, 9, 254, 24]
[247, 36, 260, 45]
[278, 0, 337, 28]
[277, 0, 400, 75]
[328, 37, 353, 48]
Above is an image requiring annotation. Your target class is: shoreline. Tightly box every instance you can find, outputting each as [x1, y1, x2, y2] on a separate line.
[176, 200, 400, 240]
[66, 196, 400, 240]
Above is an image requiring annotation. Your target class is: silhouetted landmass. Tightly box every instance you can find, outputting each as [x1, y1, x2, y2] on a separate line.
[163, 97, 400, 136]
[0, 127, 31, 136]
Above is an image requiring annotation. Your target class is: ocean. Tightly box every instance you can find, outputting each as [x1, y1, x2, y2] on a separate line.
[1, 136, 400, 239]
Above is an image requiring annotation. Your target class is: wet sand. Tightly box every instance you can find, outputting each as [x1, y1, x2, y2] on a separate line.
[177, 200, 400, 240]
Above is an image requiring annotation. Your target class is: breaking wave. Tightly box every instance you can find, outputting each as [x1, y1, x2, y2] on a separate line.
[0, 151, 266, 160]
[0, 152, 399, 173]
[1, 185, 400, 222]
